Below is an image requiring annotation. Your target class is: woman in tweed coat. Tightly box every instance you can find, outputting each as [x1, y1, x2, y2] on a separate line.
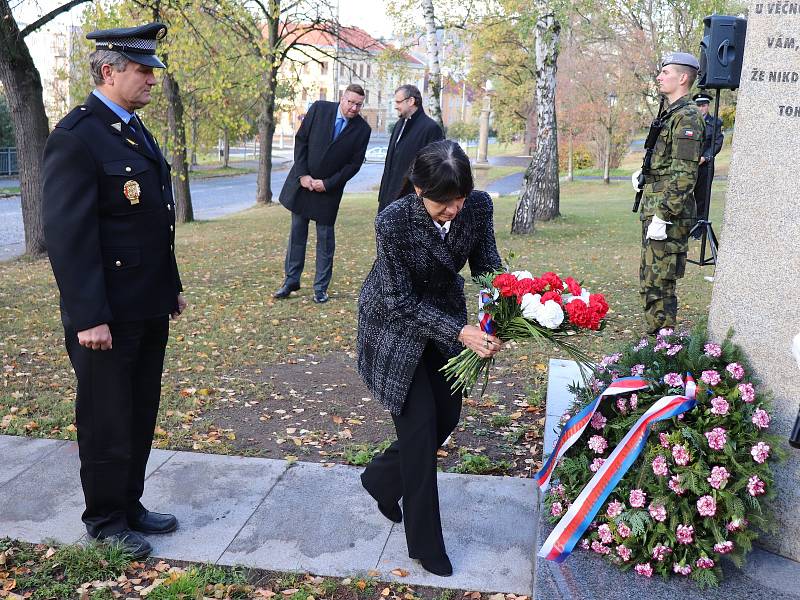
[357, 140, 503, 576]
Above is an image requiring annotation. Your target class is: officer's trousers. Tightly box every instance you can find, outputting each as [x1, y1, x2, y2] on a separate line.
[693, 162, 715, 221]
[64, 316, 169, 537]
[361, 344, 462, 560]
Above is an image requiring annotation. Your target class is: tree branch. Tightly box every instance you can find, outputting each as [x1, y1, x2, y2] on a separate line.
[20, 0, 91, 37]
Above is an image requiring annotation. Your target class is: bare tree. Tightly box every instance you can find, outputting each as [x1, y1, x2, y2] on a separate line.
[421, 0, 444, 129]
[0, 0, 91, 255]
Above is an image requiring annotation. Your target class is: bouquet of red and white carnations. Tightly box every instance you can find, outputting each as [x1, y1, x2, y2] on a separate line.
[442, 270, 610, 395]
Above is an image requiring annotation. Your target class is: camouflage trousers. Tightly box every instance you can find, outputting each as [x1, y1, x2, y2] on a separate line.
[639, 218, 692, 334]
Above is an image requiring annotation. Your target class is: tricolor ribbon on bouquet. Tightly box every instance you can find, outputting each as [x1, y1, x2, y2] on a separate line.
[478, 288, 496, 335]
[537, 374, 697, 563]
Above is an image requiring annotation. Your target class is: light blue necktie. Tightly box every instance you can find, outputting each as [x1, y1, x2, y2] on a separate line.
[333, 116, 346, 141]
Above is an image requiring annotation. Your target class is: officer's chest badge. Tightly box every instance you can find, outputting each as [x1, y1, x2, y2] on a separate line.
[125, 137, 138, 147]
[123, 180, 141, 205]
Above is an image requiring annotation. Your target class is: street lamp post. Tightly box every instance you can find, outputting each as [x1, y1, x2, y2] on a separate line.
[603, 91, 617, 185]
[477, 80, 493, 164]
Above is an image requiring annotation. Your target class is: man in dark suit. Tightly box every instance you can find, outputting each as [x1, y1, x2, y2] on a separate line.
[274, 84, 371, 303]
[377, 84, 444, 214]
[43, 23, 184, 559]
[692, 92, 723, 231]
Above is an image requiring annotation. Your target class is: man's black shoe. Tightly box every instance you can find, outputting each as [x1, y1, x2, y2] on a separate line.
[97, 529, 152, 560]
[129, 510, 178, 535]
[313, 290, 329, 304]
[420, 554, 453, 577]
[273, 282, 300, 299]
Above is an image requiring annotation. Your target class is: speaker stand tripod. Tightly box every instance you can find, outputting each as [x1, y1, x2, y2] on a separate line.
[688, 89, 722, 267]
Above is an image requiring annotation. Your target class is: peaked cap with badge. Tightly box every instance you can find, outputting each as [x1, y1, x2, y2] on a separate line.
[42, 22, 183, 550]
[693, 92, 713, 105]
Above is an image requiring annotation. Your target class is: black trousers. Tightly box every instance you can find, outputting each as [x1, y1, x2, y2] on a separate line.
[64, 316, 169, 537]
[694, 162, 714, 221]
[361, 344, 462, 559]
[284, 212, 336, 293]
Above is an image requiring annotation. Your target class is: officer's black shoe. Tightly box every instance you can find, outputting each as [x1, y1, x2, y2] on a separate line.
[98, 529, 152, 560]
[129, 510, 178, 535]
[313, 290, 329, 304]
[419, 554, 453, 577]
[273, 282, 300, 299]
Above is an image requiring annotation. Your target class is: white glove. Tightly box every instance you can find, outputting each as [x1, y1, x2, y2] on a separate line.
[631, 169, 643, 192]
[646, 215, 671, 241]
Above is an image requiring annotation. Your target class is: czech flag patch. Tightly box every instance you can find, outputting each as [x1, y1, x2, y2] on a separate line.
[683, 129, 695, 137]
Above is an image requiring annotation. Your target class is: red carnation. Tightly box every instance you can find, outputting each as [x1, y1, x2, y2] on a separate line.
[565, 299, 594, 329]
[541, 290, 563, 306]
[541, 271, 563, 292]
[514, 278, 538, 300]
[530, 278, 547, 294]
[589, 294, 609, 319]
[564, 277, 582, 296]
[493, 273, 518, 297]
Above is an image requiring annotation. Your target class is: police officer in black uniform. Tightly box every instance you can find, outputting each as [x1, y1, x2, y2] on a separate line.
[43, 23, 185, 559]
[692, 92, 724, 229]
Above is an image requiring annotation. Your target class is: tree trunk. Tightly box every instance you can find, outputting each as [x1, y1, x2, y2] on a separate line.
[603, 124, 611, 184]
[512, 7, 560, 233]
[567, 134, 573, 182]
[256, 64, 278, 204]
[222, 127, 230, 168]
[190, 114, 198, 167]
[162, 69, 193, 223]
[0, 1, 51, 256]
[421, 0, 444, 130]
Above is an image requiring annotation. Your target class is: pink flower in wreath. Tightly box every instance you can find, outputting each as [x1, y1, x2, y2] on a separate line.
[707, 465, 730, 489]
[590, 412, 607, 430]
[659, 432, 670, 448]
[696, 557, 715, 569]
[658, 327, 674, 337]
[629, 394, 638, 410]
[747, 475, 766, 496]
[751, 441, 771, 464]
[550, 502, 564, 517]
[651, 455, 669, 476]
[714, 541, 734, 554]
[588, 435, 608, 454]
[726, 362, 745, 380]
[590, 458, 605, 472]
[652, 544, 671, 561]
[671, 444, 690, 465]
[676, 524, 694, 544]
[697, 495, 717, 517]
[727, 518, 748, 532]
[606, 499, 624, 518]
[704, 343, 722, 357]
[710, 396, 730, 415]
[669, 475, 686, 495]
[701, 370, 721, 385]
[752, 408, 771, 429]
[617, 523, 632, 538]
[673, 563, 692, 576]
[663, 372, 683, 387]
[559, 411, 571, 425]
[579, 539, 590, 550]
[649, 503, 667, 522]
[629, 489, 646, 508]
[630, 364, 645, 376]
[616, 397, 627, 413]
[634, 338, 649, 351]
[591, 540, 611, 555]
[654, 340, 670, 352]
[634, 563, 653, 577]
[705, 427, 727, 450]
[666, 344, 683, 356]
[617, 544, 632, 561]
[598, 523, 613, 544]
[739, 382, 756, 403]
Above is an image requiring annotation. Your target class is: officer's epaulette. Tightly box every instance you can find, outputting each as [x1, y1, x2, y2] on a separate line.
[56, 105, 92, 130]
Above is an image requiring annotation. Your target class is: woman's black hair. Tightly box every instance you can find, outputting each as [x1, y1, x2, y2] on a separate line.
[406, 139, 473, 203]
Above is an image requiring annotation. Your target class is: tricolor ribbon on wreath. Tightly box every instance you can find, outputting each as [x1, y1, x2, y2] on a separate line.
[477, 289, 496, 335]
[535, 373, 698, 563]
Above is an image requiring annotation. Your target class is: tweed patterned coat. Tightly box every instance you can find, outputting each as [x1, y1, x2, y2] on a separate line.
[357, 190, 502, 415]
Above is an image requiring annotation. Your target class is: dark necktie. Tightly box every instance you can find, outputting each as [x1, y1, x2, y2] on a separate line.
[333, 116, 346, 141]
[130, 115, 155, 155]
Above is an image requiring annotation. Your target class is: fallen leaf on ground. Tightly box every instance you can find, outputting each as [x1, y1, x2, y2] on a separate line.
[391, 569, 409, 577]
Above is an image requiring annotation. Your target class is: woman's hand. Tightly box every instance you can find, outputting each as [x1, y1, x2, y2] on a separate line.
[458, 325, 502, 358]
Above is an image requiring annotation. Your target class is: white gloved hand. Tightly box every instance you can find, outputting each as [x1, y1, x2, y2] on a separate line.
[631, 169, 643, 192]
[646, 215, 671, 241]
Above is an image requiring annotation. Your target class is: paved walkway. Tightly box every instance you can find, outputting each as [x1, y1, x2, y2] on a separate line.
[0, 434, 537, 594]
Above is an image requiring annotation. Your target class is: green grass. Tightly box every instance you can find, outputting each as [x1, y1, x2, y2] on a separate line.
[147, 565, 250, 599]
[190, 165, 257, 179]
[0, 185, 19, 197]
[449, 452, 512, 475]
[342, 439, 392, 466]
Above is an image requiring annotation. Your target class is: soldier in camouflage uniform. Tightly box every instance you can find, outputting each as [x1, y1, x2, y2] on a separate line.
[639, 52, 705, 334]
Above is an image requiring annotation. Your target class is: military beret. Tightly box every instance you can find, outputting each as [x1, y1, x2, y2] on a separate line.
[661, 52, 700, 71]
[87, 23, 167, 68]
[693, 93, 713, 105]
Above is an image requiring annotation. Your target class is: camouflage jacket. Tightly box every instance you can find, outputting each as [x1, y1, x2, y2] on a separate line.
[640, 95, 705, 222]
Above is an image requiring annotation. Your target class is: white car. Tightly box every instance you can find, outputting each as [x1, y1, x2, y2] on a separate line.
[364, 146, 388, 163]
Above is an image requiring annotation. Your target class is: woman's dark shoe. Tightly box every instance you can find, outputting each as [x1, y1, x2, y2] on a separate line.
[360, 473, 402, 523]
[420, 554, 453, 577]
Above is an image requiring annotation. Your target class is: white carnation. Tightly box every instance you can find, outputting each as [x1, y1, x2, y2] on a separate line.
[512, 270, 533, 280]
[536, 300, 565, 329]
[520, 293, 542, 320]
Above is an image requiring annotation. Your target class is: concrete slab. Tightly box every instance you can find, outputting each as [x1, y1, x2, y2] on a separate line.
[142, 452, 287, 563]
[0, 435, 66, 488]
[377, 473, 537, 595]
[0, 441, 85, 544]
[144, 449, 176, 477]
[543, 359, 584, 455]
[219, 462, 393, 574]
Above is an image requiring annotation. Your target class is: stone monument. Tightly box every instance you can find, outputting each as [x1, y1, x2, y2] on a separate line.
[708, 0, 800, 562]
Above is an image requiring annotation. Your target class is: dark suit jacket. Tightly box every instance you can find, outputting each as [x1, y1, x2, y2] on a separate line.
[377, 107, 443, 213]
[357, 191, 502, 414]
[43, 93, 182, 331]
[279, 100, 371, 226]
[701, 113, 724, 162]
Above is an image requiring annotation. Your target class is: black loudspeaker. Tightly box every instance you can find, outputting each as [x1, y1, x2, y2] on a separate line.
[699, 15, 748, 89]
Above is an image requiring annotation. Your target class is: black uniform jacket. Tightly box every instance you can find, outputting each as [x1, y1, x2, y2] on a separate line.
[279, 100, 371, 226]
[701, 113, 724, 162]
[357, 191, 501, 415]
[377, 107, 444, 213]
[43, 93, 182, 332]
